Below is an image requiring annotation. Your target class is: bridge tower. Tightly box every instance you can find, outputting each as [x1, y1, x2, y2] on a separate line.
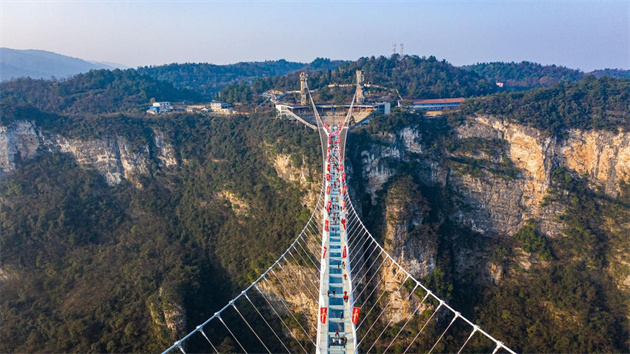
[355, 70, 365, 104]
[300, 72, 309, 106]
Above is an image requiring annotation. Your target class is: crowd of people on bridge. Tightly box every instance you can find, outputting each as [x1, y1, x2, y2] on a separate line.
[321, 124, 354, 350]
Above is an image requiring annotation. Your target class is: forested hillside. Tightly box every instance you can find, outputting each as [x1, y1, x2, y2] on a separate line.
[0, 69, 199, 116]
[137, 60, 323, 99]
[0, 105, 321, 351]
[460, 76, 630, 134]
[465, 61, 585, 89]
[590, 68, 630, 79]
[465, 61, 630, 90]
[1, 60, 628, 353]
[218, 55, 498, 105]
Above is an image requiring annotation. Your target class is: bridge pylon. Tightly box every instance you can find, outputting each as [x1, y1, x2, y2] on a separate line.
[300, 72, 309, 106]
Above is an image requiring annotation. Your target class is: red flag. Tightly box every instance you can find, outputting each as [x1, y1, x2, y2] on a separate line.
[342, 200, 346, 210]
[320, 307, 328, 324]
[352, 307, 361, 325]
[342, 173, 346, 182]
[322, 246, 327, 259]
[342, 185, 347, 195]
[325, 220, 329, 231]
[342, 245, 347, 258]
[326, 186, 331, 195]
[326, 173, 331, 181]
[326, 201, 332, 212]
[340, 164, 344, 171]
[327, 164, 330, 172]
[342, 219, 346, 230]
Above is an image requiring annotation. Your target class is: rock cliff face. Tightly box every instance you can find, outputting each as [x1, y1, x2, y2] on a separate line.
[271, 152, 321, 210]
[350, 115, 630, 290]
[454, 115, 630, 236]
[382, 177, 435, 280]
[355, 115, 630, 239]
[149, 287, 187, 339]
[0, 121, 41, 176]
[0, 120, 177, 185]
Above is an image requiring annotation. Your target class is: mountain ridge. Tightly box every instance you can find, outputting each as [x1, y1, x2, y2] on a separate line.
[0, 48, 115, 81]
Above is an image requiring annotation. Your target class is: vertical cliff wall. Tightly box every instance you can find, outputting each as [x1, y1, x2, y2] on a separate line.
[0, 120, 178, 185]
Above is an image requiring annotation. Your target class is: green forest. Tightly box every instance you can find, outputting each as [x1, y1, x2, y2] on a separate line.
[466, 61, 630, 90]
[1, 61, 629, 353]
[0, 69, 199, 116]
[0, 107, 321, 351]
[216, 55, 499, 105]
[137, 60, 306, 99]
[460, 76, 630, 135]
[465, 61, 585, 89]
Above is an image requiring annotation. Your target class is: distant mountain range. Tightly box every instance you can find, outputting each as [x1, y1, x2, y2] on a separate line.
[0, 48, 127, 82]
[464, 61, 630, 89]
[2, 47, 628, 94]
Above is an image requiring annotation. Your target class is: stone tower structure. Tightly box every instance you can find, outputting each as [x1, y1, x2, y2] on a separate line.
[355, 70, 365, 104]
[300, 72, 308, 106]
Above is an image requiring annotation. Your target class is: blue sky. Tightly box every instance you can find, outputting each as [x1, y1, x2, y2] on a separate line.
[1, 0, 628, 71]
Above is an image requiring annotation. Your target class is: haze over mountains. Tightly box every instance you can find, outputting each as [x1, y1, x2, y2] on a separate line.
[0, 48, 127, 82]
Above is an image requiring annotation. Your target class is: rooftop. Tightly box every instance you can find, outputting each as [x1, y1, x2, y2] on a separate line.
[410, 98, 466, 104]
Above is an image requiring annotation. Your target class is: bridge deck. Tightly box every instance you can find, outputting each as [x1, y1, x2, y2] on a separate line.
[317, 125, 356, 353]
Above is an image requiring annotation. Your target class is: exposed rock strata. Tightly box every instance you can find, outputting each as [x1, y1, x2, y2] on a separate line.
[0, 120, 177, 185]
[352, 115, 630, 291]
[358, 116, 630, 239]
[271, 152, 320, 210]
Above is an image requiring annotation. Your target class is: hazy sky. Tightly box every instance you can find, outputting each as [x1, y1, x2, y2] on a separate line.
[1, 0, 628, 71]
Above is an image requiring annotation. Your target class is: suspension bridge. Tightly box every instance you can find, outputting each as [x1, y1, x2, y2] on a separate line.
[162, 80, 516, 354]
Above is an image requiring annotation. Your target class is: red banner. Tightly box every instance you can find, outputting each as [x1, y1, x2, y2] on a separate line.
[322, 246, 327, 259]
[342, 245, 347, 258]
[320, 307, 328, 324]
[352, 307, 361, 325]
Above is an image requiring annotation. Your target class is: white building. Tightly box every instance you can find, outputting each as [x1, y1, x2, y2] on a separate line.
[209, 101, 232, 114]
[147, 102, 172, 115]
